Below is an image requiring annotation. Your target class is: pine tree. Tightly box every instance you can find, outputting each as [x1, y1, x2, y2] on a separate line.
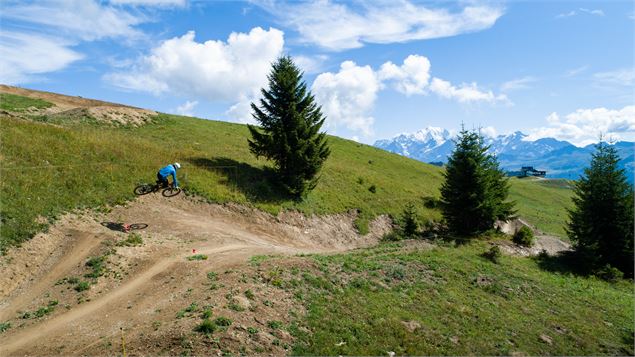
[248, 56, 330, 198]
[401, 202, 419, 238]
[567, 142, 634, 277]
[440, 128, 516, 236]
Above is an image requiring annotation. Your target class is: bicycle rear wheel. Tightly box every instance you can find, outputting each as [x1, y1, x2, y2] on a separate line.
[162, 187, 181, 197]
[134, 184, 155, 195]
[128, 223, 148, 230]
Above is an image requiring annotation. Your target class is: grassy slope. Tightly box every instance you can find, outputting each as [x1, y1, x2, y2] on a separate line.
[255, 242, 634, 355]
[2, 95, 571, 250]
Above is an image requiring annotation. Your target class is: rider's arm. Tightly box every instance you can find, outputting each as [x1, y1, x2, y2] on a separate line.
[171, 170, 179, 188]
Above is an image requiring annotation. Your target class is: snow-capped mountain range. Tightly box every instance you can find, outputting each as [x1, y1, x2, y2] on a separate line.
[374, 127, 634, 181]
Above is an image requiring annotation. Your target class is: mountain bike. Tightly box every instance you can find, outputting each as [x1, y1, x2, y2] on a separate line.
[134, 181, 181, 197]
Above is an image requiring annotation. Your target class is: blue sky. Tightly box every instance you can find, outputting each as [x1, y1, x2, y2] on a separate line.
[1, 0, 633, 146]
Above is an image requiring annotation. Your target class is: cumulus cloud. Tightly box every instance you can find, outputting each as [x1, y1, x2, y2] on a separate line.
[526, 106, 635, 146]
[312, 61, 380, 136]
[429, 78, 509, 104]
[255, 0, 504, 51]
[175, 100, 198, 116]
[105, 27, 284, 102]
[378, 55, 431, 95]
[0, 31, 84, 84]
[311, 55, 507, 137]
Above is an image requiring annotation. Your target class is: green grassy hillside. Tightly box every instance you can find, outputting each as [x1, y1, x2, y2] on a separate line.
[1, 94, 572, 251]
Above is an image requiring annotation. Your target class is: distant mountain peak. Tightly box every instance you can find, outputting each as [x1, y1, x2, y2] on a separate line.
[373, 126, 634, 182]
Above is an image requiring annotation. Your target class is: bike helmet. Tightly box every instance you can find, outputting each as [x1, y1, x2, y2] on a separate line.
[173, 162, 181, 169]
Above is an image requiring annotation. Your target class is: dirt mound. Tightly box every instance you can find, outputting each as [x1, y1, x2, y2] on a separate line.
[0, 194, 391, 355]
[0, 84, 157, 126]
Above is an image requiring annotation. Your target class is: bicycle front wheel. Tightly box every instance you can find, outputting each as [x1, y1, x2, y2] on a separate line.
[134, 184, 154, 195]
[162, 187, 182, 197]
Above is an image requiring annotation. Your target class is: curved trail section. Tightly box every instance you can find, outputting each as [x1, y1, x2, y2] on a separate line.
[0, 195, 389, 355]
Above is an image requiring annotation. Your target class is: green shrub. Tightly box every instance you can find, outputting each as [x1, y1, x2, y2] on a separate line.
[116, 233, 143, 247]
[513, 226, 535, 247]
[74, 281, 90, 292]
[382, 231, 402, 242]
[267, 320, 283, 330]
[214, 316, 232, 326]
[195, 319, 216, 334]
[595, 264, 624, 282]
[201, 308, 213, 319]
[483, 246, 503, 264]
[187, 254, 208, 261]
[85, 256, 105, 278]
[247, 326, 259, 335]
[244, 289, 255, 300]
[368, 185, 377, 193]
[0, 322, 10, 333]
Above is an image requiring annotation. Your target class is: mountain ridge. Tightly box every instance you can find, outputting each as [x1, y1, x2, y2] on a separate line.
[374, 127, 634, 181]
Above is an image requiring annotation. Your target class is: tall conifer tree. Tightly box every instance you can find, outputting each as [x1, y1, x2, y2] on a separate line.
[567, 142, 634, 276]
[248, 56, 330, 198]
[440, 128, 516, 236]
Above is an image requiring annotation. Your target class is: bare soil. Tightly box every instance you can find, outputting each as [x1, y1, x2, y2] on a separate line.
[0, 194, 391, 356]
[0, 85, 157, 126]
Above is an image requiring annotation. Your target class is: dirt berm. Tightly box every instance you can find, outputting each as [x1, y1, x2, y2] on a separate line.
[0, 194, 391, 355]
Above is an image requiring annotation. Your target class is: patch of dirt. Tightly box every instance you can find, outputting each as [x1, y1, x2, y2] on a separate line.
[494, 218, 571, 256]
[0, 194, 391, 356]
[0, 84, 157, 126]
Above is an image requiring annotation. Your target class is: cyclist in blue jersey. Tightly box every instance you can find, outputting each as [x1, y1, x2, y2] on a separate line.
[157, 162, 180, 189]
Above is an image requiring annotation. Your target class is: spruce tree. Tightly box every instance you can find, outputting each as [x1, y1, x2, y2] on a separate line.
[248, 56, 330, 198]
[401, 202, 419, 238]
[567, 142, 634, 277]
[440, 128, 516, 236]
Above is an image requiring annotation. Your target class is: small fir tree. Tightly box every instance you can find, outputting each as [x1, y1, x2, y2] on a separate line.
[567, 141, 634, 277]
[401, 203, 419, 238]
[440, 128, 516, 236]
[248, 56, 330, 198]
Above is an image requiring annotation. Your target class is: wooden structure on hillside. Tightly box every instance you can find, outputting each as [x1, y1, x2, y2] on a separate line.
[507, 166, 547, 178]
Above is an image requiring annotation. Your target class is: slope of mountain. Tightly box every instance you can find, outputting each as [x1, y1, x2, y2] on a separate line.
[375, 127, 634, 181]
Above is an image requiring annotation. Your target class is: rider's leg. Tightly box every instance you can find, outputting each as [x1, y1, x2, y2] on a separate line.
[157, 172, 168, 188]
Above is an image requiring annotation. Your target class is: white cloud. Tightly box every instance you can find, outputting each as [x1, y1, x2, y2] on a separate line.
[225, 95, 255, 124]
[556, 10, 577, 18]
[556, 8, 604, 19]
[579, 8, 604, 16]
[105, 27, 284, 102]
[175, 100, 198, 116]
[429, 78, 509, 104]
[378, 55, 431, 95]
[312, 61, 380, 136]
[256, 0, 504, 51]
[593, 68, 635, 86]
[0, 0, 156, 84]
[311, 54, 507, 137]
[109, 0, 186, 7]
[565, 65, 589, 77]
[0, 31, 83, 84]
[480, 126, 498, 138]
[500, 76, 536, 92]
[527, 106, 635, 146]
[293, 54, 329, 74]
[2, 0, 144, 42]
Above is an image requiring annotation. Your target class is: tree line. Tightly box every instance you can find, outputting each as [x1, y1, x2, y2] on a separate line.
[249, 56, 633, 278]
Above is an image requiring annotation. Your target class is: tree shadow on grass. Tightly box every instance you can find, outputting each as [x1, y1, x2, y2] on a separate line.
[188, 157, 292, 204]
[532, 250, 593, 277]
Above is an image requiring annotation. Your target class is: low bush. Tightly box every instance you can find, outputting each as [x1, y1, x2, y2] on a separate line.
[214, 316, 232, 327]
[595, 265, 624, 283]
[482, 246, 502, 264]
[513, 226, 535, 247]
[195, 319, 216, 334]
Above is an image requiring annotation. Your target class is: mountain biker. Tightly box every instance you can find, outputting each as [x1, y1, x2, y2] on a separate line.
[157, 162, 180, 189]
